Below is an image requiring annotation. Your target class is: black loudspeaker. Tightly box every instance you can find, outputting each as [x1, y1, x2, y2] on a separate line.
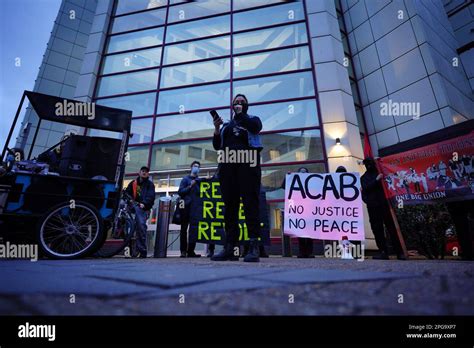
[59, 135, 121, 180]
[87, 137, 122, 180]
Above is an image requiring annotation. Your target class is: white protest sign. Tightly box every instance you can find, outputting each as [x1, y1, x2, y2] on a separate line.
[284, 172, 365, 241]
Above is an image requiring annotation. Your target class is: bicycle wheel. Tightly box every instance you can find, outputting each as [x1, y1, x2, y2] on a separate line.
[37, 201, 104, 260]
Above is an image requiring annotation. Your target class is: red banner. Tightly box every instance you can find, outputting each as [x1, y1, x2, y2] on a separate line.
[378, 131, 474, 205]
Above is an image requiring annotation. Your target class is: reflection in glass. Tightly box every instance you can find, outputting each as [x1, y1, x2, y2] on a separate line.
[166, 15, 230, 43]
[168, 0, 229, 23]
[130, 118, 153, 144]
[154, 109, 230, 142]
[97, 69, 159, 97]
[115, 0, 167, 16]
[233, 2, 304, 32]
[233, 0, 286, 11]
[102, 47, 162, 74]
[233, 46, 310, 79]
[157, 82, 230, 114]
[163, 36, 230, 65]
[233, 71, 314, 103]
[233, 23, 307, 54]
[151, 140, 218, 170]
[250, 99, 318, 131]
[111, 8, 166, 34]
[260, 129, 323, 165]
[125, 146, 150, 173]
[107, 27, 164, 53]
[161, 58, 230, 88]
[96, 93, 156, 117]
[261, 162, 326, 199]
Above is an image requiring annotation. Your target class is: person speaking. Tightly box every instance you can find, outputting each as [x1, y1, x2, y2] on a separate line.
[210, 94, 263, 262]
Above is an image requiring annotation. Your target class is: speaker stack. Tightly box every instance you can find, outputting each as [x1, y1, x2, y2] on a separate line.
[59, 135, 121, 180]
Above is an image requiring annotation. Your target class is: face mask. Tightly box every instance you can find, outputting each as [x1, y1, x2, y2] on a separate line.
[233, 104, 243, 115]
[191, 166, 199, 175]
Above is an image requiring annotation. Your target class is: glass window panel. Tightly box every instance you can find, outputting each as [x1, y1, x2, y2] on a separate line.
[356, 107, 366, 133]
[261, 162, 326, 200]
[233, 23, 307, 54]
[233, 2, 304, 32]
[161, 58, 230, 88]
[166, 15, 230, 43]
[151, 139, 217, 170]
[249, 99, 318, 131]
[338, 13, 345, 31]
[115, 0, 167, 16]
[168, 0, 229, 23]
[350, 80, 360, 105]
[87, 129, 120, 139]
[233, 71, 314, 103]
[154, 109, 230, 142]
[157, 82, 230, 114]
[260, 129, 323, 165]
[233, 46, 311, 79]
[111, 8, 166, 34]
[107, 27, 164, 53]
[163, 36, 230, 65]
[102, 47, 162, 74]
[125, 146, 150, 174]
[130, 118, 153, 144]
[341, 33, 349, 52]
[233, 0, 285, 10]
[97, 69, 159, 97]
[95, 93, 156, 117]
[348, 59, 355, 79]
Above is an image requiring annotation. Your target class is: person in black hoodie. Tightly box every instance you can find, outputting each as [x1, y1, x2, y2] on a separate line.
[361, 158, 404, 260]
[211, 94, 263, 262]
[125, 166, 156, 258]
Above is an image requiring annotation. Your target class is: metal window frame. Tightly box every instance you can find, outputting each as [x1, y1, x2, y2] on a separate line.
[93, 0, 329, 175]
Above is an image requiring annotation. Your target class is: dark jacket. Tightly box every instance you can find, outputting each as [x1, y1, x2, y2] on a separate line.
[178, 174, 198, 206]
[360, 170, 386, 208]
[125, 177, 155, 211]
[212, 113, 263, 151]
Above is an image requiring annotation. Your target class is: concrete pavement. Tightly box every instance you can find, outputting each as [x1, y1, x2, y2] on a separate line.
[0, 256, 472, 315]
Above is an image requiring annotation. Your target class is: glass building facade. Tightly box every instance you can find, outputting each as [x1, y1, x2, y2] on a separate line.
[9, 0, 473, 251]
[92, 0, 327, 238]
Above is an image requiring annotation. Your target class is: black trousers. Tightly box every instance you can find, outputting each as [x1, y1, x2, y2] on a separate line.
[298, 238, 313, 256]
[219, 162, 261, 245]
[367, 203, 402, 254]
[446, 201, 473, 259]
[179, 219, 196, 253]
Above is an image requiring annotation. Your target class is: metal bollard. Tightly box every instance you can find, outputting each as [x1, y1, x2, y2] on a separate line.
[153, 197, 172, 258]
[281, 210, 292, 257]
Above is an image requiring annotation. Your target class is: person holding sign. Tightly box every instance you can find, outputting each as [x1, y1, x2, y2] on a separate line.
[281, 167, 314, 258]
[210, 94, 263, 262]
[361, 157, 404, 260]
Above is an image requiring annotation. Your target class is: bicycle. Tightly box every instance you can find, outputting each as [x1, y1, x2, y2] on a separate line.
[95, 191, 138, 258]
